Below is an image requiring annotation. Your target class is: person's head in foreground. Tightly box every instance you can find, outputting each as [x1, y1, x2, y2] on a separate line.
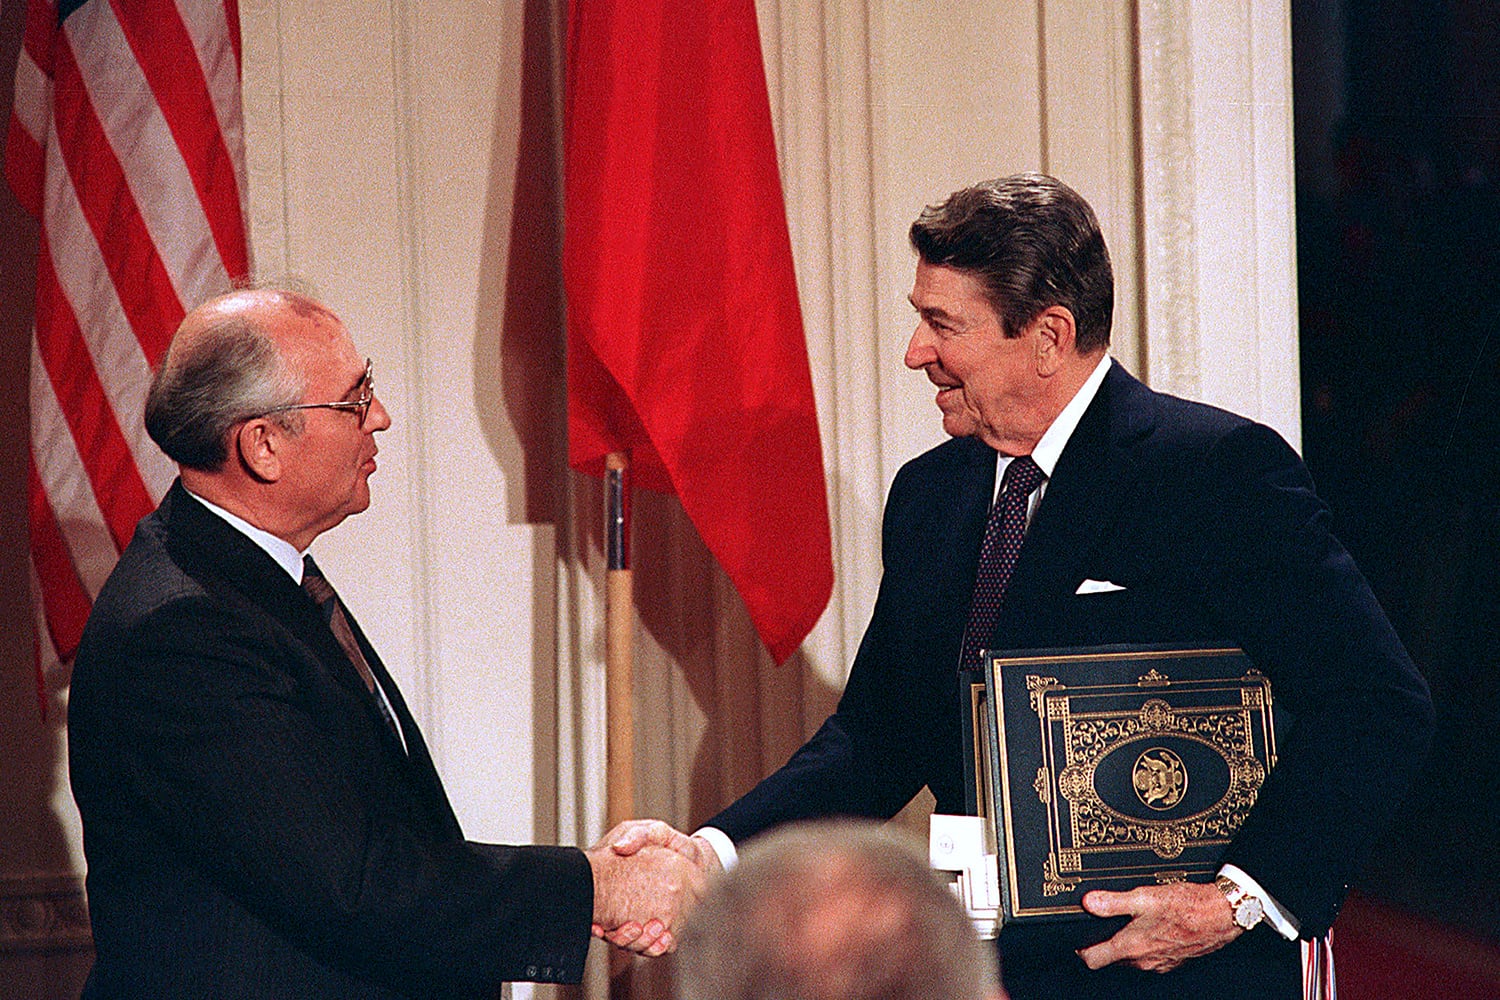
[676, 820, 1006, 1000]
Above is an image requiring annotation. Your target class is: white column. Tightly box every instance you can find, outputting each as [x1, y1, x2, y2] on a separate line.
[1137, 0, 1302, 444]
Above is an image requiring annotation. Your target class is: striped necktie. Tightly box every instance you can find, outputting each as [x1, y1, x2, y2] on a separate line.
[302, 556, 402, 744]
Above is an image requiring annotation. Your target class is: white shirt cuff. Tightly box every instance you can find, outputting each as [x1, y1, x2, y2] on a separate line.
[692, 826, 738, 871]
[1218, 863, 1299, 940]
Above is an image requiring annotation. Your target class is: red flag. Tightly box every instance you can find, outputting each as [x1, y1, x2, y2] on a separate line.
[7, 0, 251, 706]
[563, 0, 833, 664]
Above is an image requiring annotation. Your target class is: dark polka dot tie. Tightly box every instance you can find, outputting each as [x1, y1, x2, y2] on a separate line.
[960, 455, 1046, 671]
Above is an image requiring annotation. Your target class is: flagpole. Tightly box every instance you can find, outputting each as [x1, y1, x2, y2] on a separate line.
[604, 452, 634, 829]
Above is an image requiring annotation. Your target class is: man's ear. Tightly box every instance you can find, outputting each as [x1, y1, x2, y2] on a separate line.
[1031, 305, 1078, 377]
[234, 418, 284, 483]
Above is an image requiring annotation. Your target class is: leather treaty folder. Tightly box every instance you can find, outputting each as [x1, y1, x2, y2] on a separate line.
[962, 645, 1277, 926]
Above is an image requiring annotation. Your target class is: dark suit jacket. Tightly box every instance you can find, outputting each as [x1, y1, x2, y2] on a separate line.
[709, 363, 1434, 999]
[69, 482, 593, 998]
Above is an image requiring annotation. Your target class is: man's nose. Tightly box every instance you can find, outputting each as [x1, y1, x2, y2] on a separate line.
[366, 394, 392, 431]
[905, 323, 936, 370]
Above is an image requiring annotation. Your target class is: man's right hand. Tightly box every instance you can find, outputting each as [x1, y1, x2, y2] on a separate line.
[585, 820, 711, 957]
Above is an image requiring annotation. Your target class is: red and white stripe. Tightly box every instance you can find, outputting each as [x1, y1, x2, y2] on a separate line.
[6, 0, 251, 692]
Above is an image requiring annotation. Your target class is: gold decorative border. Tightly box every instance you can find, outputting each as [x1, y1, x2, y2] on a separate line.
[0, 876, 92, 954]
[984, 647, 1277, 919]
[1049, 695, 1266, 855]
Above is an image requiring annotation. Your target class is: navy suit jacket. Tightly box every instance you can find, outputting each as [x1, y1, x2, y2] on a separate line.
[69, 482, 592, 998]
[709, 363, 1433, 999]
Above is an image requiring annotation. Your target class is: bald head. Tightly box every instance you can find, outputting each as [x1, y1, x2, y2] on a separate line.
[145, 289, 336, 471]
[145, 287, 389, 550]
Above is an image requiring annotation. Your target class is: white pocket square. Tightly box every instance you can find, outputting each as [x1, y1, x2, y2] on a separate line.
[1075, 578, 1126, 595]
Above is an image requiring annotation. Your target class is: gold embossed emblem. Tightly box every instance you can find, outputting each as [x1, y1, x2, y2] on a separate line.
[1132, 747, 1187, 810]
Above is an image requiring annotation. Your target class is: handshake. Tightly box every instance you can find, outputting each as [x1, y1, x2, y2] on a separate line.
[585, 819, 724, 956]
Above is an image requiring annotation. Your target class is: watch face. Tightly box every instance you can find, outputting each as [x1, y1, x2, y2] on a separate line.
[1236, 897, 1265, 929]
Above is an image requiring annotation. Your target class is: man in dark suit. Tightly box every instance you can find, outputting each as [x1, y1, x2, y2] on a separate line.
[692, 175, 1434, 999]
[68, 287, 705, 998]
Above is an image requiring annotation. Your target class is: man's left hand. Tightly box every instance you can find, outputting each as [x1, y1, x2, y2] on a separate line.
[1076, 882, 1242, 973]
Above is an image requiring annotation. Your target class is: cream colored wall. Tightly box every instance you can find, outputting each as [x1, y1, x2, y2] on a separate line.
[0, 0, 1298, 997]
[1136, 0, 1301, 439]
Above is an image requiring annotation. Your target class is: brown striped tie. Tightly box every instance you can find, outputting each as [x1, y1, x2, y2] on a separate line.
[302, 556, 401, 742]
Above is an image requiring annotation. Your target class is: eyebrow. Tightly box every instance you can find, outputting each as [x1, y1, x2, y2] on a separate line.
[909, 296, 961, 323]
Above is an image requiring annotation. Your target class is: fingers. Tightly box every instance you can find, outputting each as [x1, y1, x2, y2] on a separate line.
[588, 839, 710, 956]
[603, 918, 673, 955]
[1080, 888, 1139, 919]
[1075, 894, 1135, 971]
[603, 921, 643, 947]
[631, 919, 674, 958]
[1077, 937, 1121, 971]
[1074, 883, 1241, 974]
[599, 820, 728, 887]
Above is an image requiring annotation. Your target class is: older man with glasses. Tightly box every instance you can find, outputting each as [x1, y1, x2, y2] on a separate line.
[67, 287, 706, 999]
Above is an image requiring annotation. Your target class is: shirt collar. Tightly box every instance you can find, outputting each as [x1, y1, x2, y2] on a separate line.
[183, 486, 308, 583]
[996, 354, 1113, 493]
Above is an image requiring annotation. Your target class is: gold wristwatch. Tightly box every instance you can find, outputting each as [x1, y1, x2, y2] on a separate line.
[1216, 874, 1265, 931]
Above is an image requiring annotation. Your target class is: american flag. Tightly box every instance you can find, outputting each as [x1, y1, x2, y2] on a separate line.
[6, 0, 251, 710]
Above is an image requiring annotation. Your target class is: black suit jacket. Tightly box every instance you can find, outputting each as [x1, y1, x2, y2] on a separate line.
[69, 482, 592, 998]
[709, 363, 1434, 999]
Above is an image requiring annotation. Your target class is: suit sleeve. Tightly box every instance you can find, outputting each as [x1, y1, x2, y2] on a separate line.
[1202, 423, 1435, 935]
[708, 458, 955, 842]
[72, 595, 593, 992]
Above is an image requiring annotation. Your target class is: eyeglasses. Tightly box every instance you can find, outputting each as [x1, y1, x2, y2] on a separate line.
[258, 359, 374, 427]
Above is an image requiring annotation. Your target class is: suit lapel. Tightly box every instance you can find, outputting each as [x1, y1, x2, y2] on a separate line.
[162, 484, 442, 777]
[940, 437, 1003, 638]
[339, 608, 463, 836]
[163, 483, 347, 677]
[1001, 363, 1155, 620]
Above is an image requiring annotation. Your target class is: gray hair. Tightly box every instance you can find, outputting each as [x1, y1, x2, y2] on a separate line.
[677, 821, 1001, 1000]
[144, 310, 305, 471]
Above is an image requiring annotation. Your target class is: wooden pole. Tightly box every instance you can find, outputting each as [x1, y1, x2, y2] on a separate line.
[604, 451, 634, 829]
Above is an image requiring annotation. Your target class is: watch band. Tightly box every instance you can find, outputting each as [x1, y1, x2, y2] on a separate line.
[1216, 874, 1265, 931]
